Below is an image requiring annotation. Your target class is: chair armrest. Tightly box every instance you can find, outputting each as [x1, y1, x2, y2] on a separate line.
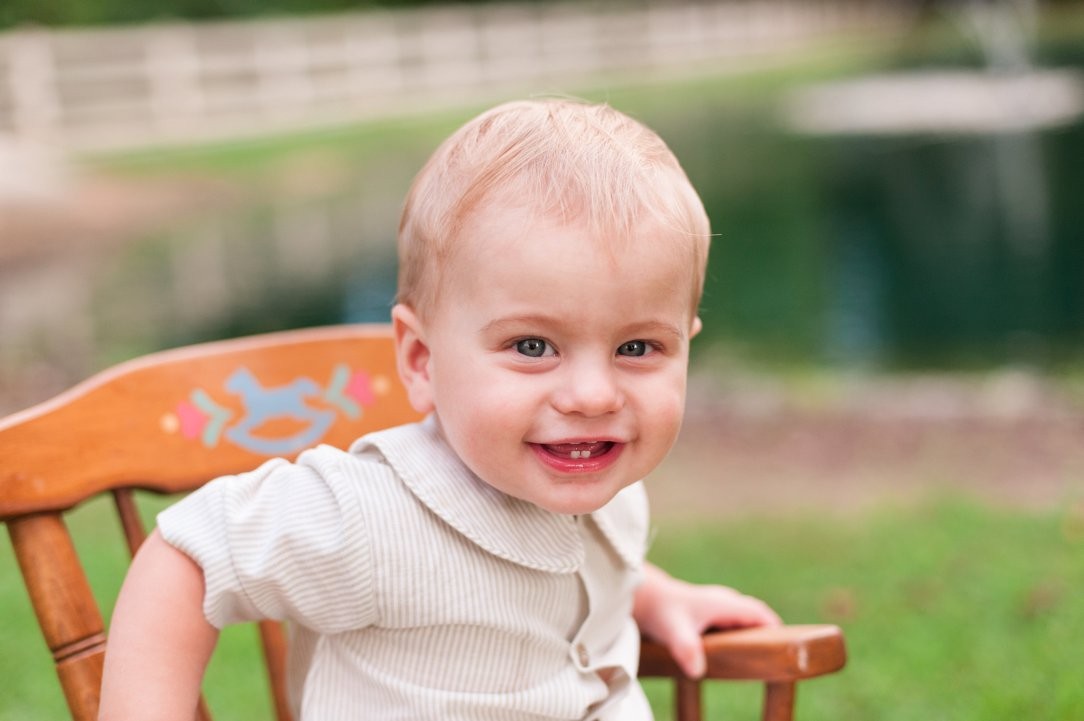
[639, 624, 846, 682]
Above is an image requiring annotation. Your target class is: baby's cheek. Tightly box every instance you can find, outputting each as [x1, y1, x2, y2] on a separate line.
[655, 390, 689, 447]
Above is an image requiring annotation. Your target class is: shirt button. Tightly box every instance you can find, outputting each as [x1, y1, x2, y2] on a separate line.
[575, 643, 590, 667]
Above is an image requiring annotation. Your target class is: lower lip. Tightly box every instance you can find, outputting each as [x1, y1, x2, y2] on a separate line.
[529, 442, 624, 474]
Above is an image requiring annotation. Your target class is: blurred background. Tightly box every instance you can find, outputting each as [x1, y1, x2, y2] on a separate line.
[1, 1, 1083, 719]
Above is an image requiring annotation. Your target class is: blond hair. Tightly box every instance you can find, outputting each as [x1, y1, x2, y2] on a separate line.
[397, 98, 711, 317]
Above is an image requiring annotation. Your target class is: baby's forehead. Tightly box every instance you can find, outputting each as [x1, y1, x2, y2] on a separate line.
[456, 195, 670, 249]
[457, 202, 641, 255]
[450, 200, 699, 283]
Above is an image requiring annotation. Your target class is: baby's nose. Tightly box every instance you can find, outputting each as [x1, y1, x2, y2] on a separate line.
[551, 362, 624, 417]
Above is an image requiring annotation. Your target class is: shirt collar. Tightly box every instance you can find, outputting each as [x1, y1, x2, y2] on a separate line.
[591, 481, 649, 569]
[351, 416, 645, 574]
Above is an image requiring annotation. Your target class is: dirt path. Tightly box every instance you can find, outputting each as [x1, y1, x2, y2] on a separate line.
[648, 372, 1084, 521]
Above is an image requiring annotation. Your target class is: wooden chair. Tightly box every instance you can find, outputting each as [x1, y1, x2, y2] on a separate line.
[0, 325, 845, 721]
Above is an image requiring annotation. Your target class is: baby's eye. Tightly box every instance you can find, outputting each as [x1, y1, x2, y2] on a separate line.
[617, 340, 650, 357]
[515, 338, 552, 358]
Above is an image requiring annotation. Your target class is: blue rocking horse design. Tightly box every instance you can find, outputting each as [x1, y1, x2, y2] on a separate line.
[173, 364, 377, 455]
[223, 368, 335, 455]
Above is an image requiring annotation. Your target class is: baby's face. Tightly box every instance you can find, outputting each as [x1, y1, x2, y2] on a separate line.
[396, 202, 700, 515]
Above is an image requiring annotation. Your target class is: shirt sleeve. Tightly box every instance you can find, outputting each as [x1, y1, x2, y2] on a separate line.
[157, 445, 378, 633]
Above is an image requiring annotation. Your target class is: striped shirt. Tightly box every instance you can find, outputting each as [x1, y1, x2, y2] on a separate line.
[158, 416, 652, 720]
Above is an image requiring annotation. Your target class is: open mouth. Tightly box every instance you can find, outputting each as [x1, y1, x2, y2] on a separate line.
[540, 441, 615, 460]
[530, 440, 623, 473]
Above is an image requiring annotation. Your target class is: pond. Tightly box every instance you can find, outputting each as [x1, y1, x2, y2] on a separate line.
[681, 80, 1084, 372]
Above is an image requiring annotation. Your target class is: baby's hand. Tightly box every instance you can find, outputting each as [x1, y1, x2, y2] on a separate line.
[633, 563, 781, 678]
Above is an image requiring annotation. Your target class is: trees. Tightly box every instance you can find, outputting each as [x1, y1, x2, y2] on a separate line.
[0, 0, 494, 30]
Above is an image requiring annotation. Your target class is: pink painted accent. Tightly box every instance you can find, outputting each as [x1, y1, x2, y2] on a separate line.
[346, 370, 375, 406]
[176, 400, 208, 440]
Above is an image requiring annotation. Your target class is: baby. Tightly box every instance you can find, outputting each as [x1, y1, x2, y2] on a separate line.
[100, 99, 779, 720]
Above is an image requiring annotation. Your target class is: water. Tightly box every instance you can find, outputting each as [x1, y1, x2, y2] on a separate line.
[685, 115, 1084, 371]
[668, 28, 1084, 372]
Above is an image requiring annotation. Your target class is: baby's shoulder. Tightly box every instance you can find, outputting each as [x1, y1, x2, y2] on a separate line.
[290, 439, 402, 494]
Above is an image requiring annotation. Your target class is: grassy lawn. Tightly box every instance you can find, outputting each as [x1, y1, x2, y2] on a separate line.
[2, 496, 1081, 720]
[646, 500, 1084, 720]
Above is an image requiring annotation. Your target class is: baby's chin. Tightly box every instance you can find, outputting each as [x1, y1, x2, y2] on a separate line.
[521, 483, 628, 516]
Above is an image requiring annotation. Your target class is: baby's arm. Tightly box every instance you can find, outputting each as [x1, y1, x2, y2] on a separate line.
[99, 530, 219, 720]
[633, 562, 781, 679]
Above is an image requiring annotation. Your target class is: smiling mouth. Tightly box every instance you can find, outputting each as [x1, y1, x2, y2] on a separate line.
[529, 440, 623, 473]
[541, 441, 616, 460]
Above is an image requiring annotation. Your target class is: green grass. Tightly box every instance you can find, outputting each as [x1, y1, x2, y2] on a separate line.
[646, 500, 1084, 721]
[3, 496, 1082, 720]
[0, 493, 277, 721]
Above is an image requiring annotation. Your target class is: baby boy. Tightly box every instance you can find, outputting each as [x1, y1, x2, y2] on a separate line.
[100, 99, 779, 720]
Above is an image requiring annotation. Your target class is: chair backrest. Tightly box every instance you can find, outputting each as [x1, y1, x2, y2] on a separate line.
[0, 325, 422, 721]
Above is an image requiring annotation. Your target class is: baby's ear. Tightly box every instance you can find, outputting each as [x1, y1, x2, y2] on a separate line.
[391, 304, 435, 414]
[690, 316, 703, 339]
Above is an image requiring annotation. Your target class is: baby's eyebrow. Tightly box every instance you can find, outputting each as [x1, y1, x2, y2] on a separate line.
[479, 314, 557, 335]
[627, 321, 685, 341]
[480, 316, 685, 341]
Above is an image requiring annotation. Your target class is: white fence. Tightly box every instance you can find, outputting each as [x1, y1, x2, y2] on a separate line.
[0, 1, 905, 152]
